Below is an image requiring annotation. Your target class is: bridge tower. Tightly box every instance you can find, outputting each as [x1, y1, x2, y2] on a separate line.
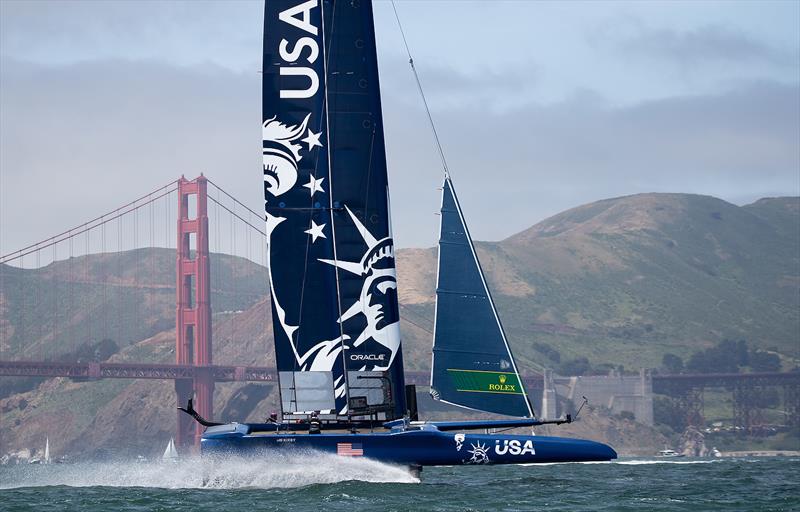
[175, 175, 214, 449]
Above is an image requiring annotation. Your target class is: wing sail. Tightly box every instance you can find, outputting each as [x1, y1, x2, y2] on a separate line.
[262, 0, 404, 419]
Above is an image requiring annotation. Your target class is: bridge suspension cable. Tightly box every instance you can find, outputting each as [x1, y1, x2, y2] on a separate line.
[0, 180, 179, 265]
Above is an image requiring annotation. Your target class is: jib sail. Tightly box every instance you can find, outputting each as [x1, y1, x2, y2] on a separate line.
[430, 177, 534, 418]
[262, 0, 405, 419]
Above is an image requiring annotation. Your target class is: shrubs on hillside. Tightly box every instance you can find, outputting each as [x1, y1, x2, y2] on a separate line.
[659, 339, 781, 375]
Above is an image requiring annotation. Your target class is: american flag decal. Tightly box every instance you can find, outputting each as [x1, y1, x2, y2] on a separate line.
[337, 443, 364, 456]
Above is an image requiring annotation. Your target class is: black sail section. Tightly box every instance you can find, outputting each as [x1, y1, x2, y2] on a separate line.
[430, 177, 533, 418]
[322, 0, 405, 420]
[263, 0, 404, 419]
[263, 0, 343, 415]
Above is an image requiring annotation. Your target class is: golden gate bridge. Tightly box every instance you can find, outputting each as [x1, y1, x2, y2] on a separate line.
[0, 175, 279, 449]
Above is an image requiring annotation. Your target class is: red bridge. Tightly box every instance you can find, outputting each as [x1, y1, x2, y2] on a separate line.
[0, 175, 273, 449]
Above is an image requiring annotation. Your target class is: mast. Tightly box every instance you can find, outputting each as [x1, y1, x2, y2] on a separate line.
[262, 0, 405, 420]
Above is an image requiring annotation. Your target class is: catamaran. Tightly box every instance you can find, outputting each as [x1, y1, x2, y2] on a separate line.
[183, 0, 616, 470]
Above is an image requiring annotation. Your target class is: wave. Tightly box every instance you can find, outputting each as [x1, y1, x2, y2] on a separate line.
[0, 452, 419, 490]
[614, 459, 721, 465]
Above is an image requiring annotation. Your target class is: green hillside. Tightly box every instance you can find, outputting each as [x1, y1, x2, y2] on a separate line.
[0, 249, 268, 362]
[396, 194, 799, 372]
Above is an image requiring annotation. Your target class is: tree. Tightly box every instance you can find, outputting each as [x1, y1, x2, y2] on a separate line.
[558, 357, 592, 376]
[661, 353, 684, 374]
[653, 396, 687, 432]
[94, 338, 119, 361]
[686, 339, 749, 374]
[749, 350, 781, 372]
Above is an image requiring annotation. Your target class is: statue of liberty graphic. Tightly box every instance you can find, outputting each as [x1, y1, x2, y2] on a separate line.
[263, 113, 401, 411]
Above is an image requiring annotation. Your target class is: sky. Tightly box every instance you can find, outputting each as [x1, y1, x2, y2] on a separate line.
[1, 0, 798, 257]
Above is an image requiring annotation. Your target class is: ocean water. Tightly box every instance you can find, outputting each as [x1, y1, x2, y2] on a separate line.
[1, 455, 798, 512]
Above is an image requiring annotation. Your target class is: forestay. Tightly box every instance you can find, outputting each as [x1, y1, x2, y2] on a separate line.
[262, 0, 405, 419]
[430, 177, 534, 418]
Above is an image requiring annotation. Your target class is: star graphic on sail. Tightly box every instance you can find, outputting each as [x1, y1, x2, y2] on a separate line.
[303, 175, 325, 197]
[305, 220, 326, 243]
[302, 129, 323, 150]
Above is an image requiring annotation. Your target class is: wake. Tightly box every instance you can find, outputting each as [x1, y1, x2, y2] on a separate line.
[614, 459, 721, 465]
[0, 452, 418, 489]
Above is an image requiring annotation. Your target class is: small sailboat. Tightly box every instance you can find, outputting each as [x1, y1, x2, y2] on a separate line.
[162, 438, 179, 462]
[28, 437, 50, 464]
[181, 0, 616, 469]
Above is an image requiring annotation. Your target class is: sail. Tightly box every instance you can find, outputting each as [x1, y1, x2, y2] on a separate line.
[430, 177, 534, 418]
[263, 0, 405, 419]
[163, 438, 178, 460]
[44, 437, 50, 464]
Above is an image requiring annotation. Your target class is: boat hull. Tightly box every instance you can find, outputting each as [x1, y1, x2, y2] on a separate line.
[201, 424, 617, 466]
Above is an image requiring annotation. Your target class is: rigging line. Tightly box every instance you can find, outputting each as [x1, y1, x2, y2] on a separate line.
[36, 248, 40, 348]
[399, 312, 433, 336]
[398, 303, 434, 325]
[102, 218, 107, 342]
[207, 196, 267, 237]
[320, 1, 352, 413]
[0, 186, 178, 264]
[52, 244, 57, 345]
[214, 188, 220, 299]
[0, 179, 178, 263]
[205, 178, 265, 221]
[85, 229, 90, 344]
[390, 0, 450, 179]
[117, 216, 122, 346]
[232, 200, 237, 348]
[362, 125, 377, 221]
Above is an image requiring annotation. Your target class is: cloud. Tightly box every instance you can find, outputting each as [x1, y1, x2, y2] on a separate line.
[1, 56, 798, 255]
[382, 77, 800, 246]
[618, 24, 798, 68]
[0, 58, 261, 256]
[380, 59, 542, 112]
[0, 0, 261, 71]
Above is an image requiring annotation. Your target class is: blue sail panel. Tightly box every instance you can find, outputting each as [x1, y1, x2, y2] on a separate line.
[262, 0, 404, 419]
[431, 178, 533, 418]
[323, 0, 405, 419]
[263, 0, 345, 415]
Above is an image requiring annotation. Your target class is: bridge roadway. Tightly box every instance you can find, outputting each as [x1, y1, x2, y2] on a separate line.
[2, 362, 797, 390]
[0, 361, 275, 382]
[0, 362, 545, 388]
[652, 371, 800, 393]
[3, 362, 796, 390]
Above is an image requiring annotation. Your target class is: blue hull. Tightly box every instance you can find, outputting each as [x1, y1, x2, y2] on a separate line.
[201, 424, 617, 466]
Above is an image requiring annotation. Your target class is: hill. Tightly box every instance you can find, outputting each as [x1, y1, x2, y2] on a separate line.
[399, 194, 799, 371]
